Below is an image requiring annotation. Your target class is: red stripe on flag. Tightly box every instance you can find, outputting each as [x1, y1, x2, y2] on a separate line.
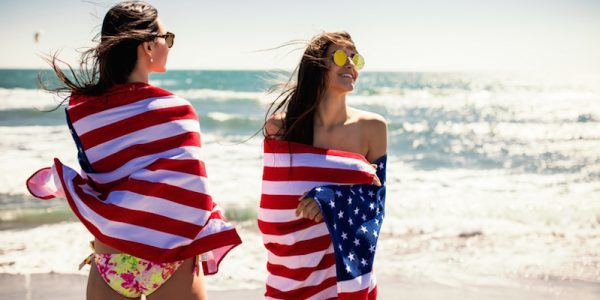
[258, 218, 319, 236]
[147, 158, 208, 177]
[259, 194, 300, 210]
[78, 105, 197, 149]
[264, 234, 331, 257]
[266, 252, 336, 281]
[113, 179, 213, 211]
[338, 285, 378, 300]
[265, 276, 337, 299]
[264, 139, 370, 164]
[263, 166, 373, 183]
[68, 84, 172, 122]
[91, 132, 200, 172]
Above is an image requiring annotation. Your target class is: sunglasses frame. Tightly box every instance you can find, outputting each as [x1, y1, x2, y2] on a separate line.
[332, 49, 364, 70]
[154, 32, 175, 48]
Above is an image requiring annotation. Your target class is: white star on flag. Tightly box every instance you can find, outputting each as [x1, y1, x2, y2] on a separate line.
[353, 238, 360, 246]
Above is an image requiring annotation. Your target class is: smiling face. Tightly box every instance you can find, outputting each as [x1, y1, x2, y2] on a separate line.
[325, 44, 360, 94]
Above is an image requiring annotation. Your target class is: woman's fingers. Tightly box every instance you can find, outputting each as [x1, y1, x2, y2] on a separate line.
[296, 198, 311, 217]
[305, 201, 321, 220]
[372, 174, 382, 187]
[313, 211, 323, 222]
[296, 198, 323, 222]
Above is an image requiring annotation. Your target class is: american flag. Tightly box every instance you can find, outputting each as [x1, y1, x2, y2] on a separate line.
[26, 83, 241, 274]
[260, 139, 385, 299]
[304, 154, 386, 300]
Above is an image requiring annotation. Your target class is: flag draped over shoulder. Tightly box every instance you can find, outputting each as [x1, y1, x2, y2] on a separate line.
[260, 139, 385, 299]
[26, 83, 241, 274]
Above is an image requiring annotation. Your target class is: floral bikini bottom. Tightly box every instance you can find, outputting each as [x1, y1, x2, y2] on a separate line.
[79, 242, 196, 298]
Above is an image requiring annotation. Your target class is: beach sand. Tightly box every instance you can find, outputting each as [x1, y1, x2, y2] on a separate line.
[1, 222, 599, 299]
[1, 273, 599, 300]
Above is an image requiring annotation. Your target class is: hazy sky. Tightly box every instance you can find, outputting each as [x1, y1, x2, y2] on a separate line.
[1, 0, 599, 73]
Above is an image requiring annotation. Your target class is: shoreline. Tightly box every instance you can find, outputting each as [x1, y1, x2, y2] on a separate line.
[1, 273, 598, 300]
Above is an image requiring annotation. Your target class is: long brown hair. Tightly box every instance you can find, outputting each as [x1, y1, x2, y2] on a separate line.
[41, 1, 160, 100]
[264, 32, 357, 145]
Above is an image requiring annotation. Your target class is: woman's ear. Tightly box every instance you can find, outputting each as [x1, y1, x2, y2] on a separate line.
[141, 41, 153, 57]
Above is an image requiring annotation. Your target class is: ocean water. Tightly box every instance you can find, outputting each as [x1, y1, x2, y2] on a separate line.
[0, 69, 599, 292]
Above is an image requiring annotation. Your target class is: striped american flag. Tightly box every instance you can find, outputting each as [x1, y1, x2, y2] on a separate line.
[26, 83, 241, 274]
[260, 139, 383, 299]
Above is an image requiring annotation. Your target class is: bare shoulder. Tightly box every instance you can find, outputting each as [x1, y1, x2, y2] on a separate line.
[265, 111, 286, 139]
[349, 107, 387, 134]
[348, 107, 387, 162]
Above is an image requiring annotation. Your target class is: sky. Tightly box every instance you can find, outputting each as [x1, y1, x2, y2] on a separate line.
[0, 0, 599, 73]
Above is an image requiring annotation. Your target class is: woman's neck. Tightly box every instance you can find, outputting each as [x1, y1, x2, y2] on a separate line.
[127, 64, 149, 84]
[316, 90, 348, 129]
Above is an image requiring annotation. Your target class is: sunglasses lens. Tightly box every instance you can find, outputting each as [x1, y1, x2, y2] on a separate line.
[333, 50, 347, 67]
[167, 34, 174, 48]
[352, 53, 365, 70]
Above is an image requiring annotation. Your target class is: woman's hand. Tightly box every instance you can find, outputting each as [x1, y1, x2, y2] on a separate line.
[371, 164, 382, 187]
[296, 193, 323, 222]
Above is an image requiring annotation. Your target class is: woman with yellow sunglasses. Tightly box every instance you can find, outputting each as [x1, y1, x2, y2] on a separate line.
[260, 32, 388, 299]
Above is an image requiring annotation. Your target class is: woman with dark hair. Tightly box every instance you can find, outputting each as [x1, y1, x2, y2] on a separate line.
[26, 2, 241, 299]
[259, 32, 387, 299]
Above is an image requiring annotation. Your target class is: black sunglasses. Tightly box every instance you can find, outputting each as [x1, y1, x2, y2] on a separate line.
[155, 32, 175, 48]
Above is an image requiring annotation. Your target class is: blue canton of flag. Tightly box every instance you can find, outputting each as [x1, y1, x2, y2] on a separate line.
[304, 155, 387, 283]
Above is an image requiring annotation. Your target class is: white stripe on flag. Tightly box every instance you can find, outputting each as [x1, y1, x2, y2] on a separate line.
[72, 96, 187, 135]
[104, 190, 210, 225]
[258, 208, 302, 223]
[86, 119, 200, 162]
[267, 264, 336, 292]
[337, 271, 375, 293]
[308, 284, 338, 300]
[267, 244, 334, 269]
[264, 153, 374, 174]
[261, 223, 329, 245]
[86, 146, 202, 184]
[194, 218, 236, 240]
[261, 180, 333, 196]
[130, 169, 209, 195]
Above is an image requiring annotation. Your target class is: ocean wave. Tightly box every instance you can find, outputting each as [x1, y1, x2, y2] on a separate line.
[0, 88, 65, 110]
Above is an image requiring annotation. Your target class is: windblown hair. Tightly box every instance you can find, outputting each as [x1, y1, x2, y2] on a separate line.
[264, 31, 357, 145]
[41, 1, 160, 101]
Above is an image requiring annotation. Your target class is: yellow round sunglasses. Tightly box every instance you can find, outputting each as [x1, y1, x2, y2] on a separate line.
[332, 49, 365, 70]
